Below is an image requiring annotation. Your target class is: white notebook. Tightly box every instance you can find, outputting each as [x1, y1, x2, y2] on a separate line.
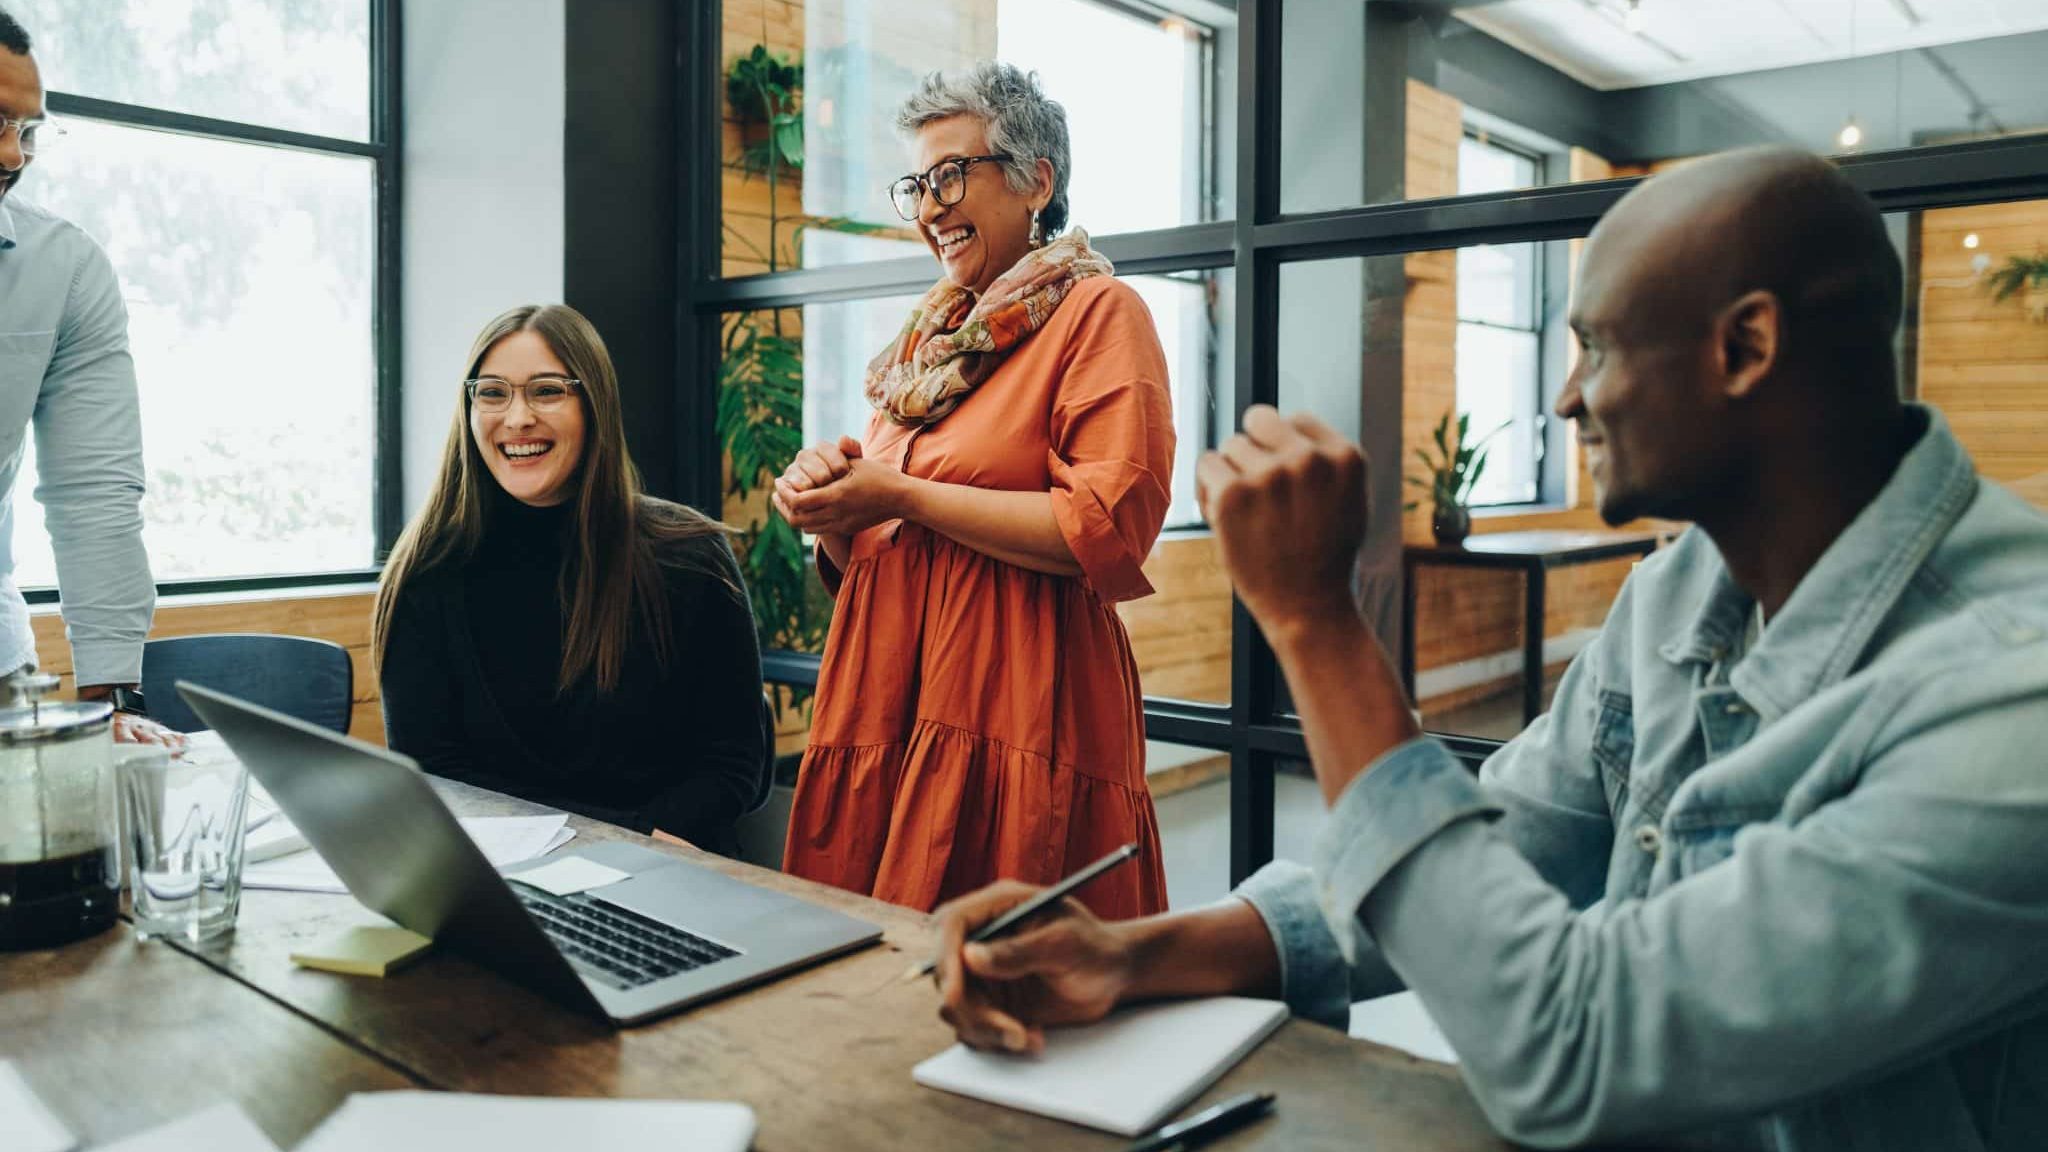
[912, 996, 1288, 1136]
[97, 1103, 279, 1152]
[296, 1092, 756, 1152]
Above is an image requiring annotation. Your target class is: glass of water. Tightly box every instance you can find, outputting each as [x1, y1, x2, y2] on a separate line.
[118, 745, 251, 943]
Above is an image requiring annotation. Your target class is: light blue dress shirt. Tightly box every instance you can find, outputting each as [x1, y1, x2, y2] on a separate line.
[1238, 405, 2048, 1151]
[0, 194, 152, 685]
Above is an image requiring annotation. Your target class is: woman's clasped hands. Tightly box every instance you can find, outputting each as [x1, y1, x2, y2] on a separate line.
[771, 435, 911, 537]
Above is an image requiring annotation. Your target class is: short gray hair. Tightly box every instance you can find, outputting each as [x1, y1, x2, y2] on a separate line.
[896, 62, 1072, 237]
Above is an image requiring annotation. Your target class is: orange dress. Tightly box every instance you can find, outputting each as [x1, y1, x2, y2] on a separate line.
[782, 277, 1173, 918]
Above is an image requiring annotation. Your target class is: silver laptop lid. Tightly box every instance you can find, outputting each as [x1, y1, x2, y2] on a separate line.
[175, 681, 604, 1016]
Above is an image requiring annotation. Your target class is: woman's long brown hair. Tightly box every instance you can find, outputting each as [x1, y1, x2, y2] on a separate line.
[372, 304, 734, 695]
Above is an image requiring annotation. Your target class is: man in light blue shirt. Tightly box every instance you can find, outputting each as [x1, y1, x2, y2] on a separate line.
[0, 10, 172, 742]
[928, 148, 2048, 1150]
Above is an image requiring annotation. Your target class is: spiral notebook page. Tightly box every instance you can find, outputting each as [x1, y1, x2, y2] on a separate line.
[912, 996, 1287, 1136]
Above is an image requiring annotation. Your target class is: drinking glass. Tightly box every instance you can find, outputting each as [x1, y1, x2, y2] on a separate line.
[118, 745, 250, 942]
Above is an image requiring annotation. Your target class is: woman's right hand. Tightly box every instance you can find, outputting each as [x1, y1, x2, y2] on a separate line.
[782, 436, 862, 491]
[771, 435, 863, 522]
[930, 880, 1140, 1054]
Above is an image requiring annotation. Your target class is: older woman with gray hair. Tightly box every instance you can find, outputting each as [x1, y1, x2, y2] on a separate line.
[772, 62, 1172, 918]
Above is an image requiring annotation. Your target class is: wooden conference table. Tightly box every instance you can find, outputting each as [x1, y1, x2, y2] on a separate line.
[1, 779, 1512, 1151]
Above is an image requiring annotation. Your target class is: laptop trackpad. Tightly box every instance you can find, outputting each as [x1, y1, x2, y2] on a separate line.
[587, 861, 824, 948]
[550, 840, 683, 877]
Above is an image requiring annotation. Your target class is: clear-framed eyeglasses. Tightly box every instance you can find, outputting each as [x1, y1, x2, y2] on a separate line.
[463, 376, 582, 413]
[887, 153, 1012, 222]
[0, 114, 62, 158]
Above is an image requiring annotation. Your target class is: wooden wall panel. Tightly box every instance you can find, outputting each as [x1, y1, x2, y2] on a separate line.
[31, 589, 383, 744]
[1120, 535, 1231, 704]
[1918, 200, 2048, 503]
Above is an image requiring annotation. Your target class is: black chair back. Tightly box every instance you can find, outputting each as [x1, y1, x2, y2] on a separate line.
[141, 633, 354, 735]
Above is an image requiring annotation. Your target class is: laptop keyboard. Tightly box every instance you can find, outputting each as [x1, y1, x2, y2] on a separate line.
[514, 885, 740, 990]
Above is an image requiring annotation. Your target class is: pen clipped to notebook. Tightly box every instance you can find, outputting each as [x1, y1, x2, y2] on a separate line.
[905, 841, 1139, 983]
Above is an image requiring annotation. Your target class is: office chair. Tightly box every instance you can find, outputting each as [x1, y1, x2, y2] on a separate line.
[141, 633, 354, 735]
[748, 690, 777, 816]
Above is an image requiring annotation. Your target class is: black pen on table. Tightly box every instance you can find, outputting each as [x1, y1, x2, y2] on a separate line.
[905, 841, 1139, 983]
[1123, 1091, 1277, 1152]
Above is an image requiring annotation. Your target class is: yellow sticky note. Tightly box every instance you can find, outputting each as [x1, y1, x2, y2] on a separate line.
[290, 926, 433, 977]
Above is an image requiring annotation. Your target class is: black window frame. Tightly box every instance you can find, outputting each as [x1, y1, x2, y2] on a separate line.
[23, 0, 402, 605]
[677, 0, 2048, 885]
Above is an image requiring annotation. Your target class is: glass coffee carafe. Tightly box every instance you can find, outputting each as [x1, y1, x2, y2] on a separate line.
[0, 671, 119, 950]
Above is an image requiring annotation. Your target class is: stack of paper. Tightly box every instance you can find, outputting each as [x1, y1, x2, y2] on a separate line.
[912, 996, 1287, 1136]
[297, 1092, 756, 1152]
[1349, 991, 1459, 1064]
[243, 815, 574, 893]
[0, 1061, 75, 1152]
[96, 1102, 279, 1152]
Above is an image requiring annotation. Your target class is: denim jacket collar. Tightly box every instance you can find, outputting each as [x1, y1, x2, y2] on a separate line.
[1658, 404, 1980, 721]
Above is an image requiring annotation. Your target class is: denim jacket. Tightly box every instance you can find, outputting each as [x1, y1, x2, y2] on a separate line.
[1237, 406, 2048, 1150]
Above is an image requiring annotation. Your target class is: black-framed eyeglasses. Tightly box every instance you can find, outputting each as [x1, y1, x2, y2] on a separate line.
[888, 153, 1012, 221]
[0, 114, 61, 158]
[463, 375, 582, 413]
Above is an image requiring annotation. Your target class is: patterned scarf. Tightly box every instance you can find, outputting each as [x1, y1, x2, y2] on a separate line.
[865, 228, 1114, 426]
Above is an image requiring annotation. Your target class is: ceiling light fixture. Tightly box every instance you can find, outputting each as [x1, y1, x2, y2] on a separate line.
[1963, 233, 1980, 249]
[1838, 0, 1863, 152]
[1624, 0, 1647, 33]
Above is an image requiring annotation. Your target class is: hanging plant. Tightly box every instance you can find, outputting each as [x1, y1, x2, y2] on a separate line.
[1986, 250, 2048, 325]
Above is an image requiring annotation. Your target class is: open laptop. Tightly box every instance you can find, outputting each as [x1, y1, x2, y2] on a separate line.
[178, 681, 883, 1026]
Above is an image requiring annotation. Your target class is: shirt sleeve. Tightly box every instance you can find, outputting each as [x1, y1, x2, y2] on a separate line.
[1045, 280, 1175, 604]
[1233, 860, 1402, 1030]
[38, 241, 152, 685]
[1313, 647, 2048, 1148]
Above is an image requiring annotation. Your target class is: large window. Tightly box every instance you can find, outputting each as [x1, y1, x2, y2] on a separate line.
[1455, 135, 1545, 507]
[7, 1, 394, 588]
[732, 0, 1218, 276]
[714, 0, 1232, 698]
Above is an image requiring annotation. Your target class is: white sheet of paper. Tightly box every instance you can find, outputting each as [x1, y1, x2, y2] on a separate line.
[1349, 991, 1459, 1065]
[297, 1091, 755, 1152]
[506, 856, 630, 896]
[913, 996, 1288, 1136]
[0, 1061, 75, 1152]
[243, 815, 571, 893]
[96, 1102, 279, 1152]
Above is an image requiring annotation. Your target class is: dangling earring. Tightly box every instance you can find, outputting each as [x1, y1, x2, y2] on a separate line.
[1029, 208, 1044, 248]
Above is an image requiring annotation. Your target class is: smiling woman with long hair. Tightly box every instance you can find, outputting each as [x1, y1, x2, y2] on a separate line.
[372, 304, 765, 853]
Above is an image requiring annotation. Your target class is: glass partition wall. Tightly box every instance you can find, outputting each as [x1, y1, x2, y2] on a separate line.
[682, 0, 2048, 882]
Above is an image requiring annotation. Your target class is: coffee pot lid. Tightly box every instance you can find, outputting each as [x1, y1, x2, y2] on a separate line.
[0, 672, 113, 743]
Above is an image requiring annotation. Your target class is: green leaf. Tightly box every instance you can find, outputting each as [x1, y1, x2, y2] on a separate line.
[774, 117, 805, 168]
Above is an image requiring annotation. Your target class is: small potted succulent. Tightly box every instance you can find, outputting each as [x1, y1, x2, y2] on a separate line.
[1986, 250, 2048, 325]
[1405, 411, 1505, 546]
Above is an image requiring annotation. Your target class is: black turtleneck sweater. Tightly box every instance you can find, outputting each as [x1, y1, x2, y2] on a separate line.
[379, 489, 765, 853]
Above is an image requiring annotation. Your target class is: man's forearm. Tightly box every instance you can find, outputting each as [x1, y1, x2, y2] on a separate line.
[1115, 898, 1282, 1004]
[1268, 612, 1422, 805]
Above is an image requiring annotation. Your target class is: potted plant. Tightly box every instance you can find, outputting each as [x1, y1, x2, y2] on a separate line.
[1986, 250, 2048, 325]
[1405, 411, 1505, 546]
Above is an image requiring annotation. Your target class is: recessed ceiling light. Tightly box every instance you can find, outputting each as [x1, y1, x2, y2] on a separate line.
[1838, 118, 1863, 149]
[1963, 233, 1980, 249]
